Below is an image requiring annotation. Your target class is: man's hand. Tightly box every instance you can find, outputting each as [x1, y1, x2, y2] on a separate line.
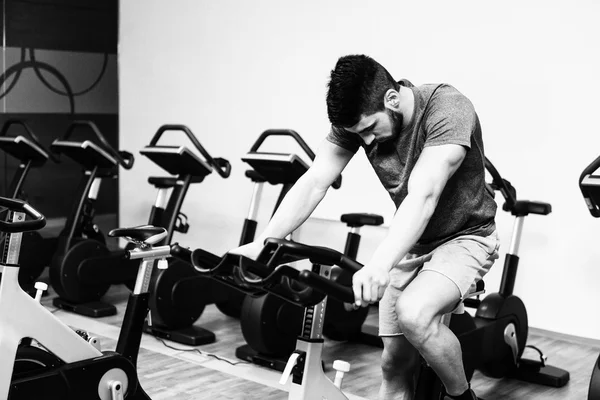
[352, 265, 390, 308]
[229, 241, 264, 261]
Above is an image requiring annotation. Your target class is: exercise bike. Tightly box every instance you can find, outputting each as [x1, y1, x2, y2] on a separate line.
[450, 158, 570, 387]
[50, 123, 231, 319]
[0, 119, 60, 292]
[579, 153, 600, 400]
[0, 196, 171, 399]
[235, 129, 338, 368]
[48, 120, 135, 317]
[139, 125, 231, 345]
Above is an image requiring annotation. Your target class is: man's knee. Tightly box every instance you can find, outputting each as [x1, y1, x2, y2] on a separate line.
[395, 295, 439, 347]
[395, 271, 462, 346]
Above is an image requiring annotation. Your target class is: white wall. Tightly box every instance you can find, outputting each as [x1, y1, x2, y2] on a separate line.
[119, 0, 600, 339]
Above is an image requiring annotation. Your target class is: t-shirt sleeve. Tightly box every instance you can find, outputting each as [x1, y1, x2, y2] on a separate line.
[423, 85, 477, 149]
[325, 125, 362, 153]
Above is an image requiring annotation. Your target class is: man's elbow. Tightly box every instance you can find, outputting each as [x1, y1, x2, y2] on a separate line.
[299, 169, 330, 196]
[408, 189, 439, 218]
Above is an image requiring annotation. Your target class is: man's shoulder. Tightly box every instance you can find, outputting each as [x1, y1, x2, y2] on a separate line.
[417, 83, 462, 98]
[421, 83, 474, 113]
[326, 124, 362, 154]
[399, 79, 461, 98]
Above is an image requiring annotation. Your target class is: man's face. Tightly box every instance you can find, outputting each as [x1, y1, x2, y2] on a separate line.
[346, 108, 403, 146]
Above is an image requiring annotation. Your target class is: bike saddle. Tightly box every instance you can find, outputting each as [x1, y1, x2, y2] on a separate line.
[340, 213, 384, 227]
[109, 225, 167, 245]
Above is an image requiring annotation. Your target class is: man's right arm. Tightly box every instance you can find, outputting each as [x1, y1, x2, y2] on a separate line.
[231, 139, 354, 259]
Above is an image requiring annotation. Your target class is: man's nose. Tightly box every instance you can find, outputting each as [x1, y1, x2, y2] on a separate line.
[362, 133, 375, 145]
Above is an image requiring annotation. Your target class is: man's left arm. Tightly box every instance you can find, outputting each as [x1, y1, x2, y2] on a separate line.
[352, 143, 467, 306]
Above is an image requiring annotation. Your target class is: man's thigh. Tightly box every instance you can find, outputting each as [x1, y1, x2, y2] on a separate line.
[399, 270, 462, 318]
[420, 232, 500, 299]
[379, 231, 500, 335]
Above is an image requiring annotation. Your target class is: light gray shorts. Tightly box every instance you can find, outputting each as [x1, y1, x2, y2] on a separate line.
[379, 231, 500, 336]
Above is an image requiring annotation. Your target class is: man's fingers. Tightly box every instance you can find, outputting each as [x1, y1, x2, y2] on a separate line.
[377, 284, 386, 301]
[362, 281, 372, 305]
[353, 271, 389, 307]
[352, 282, 363, 307]
[368, 283, 380, 303]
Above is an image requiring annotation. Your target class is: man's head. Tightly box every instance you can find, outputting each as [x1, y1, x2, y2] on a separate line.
[326, 55, 405, 145]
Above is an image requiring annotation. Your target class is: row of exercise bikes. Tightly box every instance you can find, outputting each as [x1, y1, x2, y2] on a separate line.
[0, 117, 596, 399]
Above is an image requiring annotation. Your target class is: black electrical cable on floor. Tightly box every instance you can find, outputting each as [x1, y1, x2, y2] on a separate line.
[153, 336, 249, 366]
[43, 305, 245, 365]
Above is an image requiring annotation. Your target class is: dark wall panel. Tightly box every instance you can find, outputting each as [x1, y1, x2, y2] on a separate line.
[1, 0, 118, 53]
[0, 113, 119, 219]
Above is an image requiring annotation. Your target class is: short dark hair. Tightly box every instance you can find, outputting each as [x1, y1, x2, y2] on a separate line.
[326, 55, 398, 128]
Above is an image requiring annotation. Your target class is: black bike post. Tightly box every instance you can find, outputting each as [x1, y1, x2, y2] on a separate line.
[116, 293, 150, 367]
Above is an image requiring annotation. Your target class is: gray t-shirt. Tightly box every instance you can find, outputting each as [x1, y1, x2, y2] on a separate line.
[326, 80, 497, 253]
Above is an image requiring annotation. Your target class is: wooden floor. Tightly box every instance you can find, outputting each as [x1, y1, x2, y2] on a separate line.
[36, 282, 598, 400]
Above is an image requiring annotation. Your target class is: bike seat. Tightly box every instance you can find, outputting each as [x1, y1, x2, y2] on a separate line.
[245, 169, 267, 183]
[109, 225, 167, 245]
[148, 176, 179, 188]
[450, 280, 486, 315]
[340, 213, 384, 227]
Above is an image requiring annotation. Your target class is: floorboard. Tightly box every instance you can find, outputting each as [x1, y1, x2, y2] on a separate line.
[35, 282, 598, 400]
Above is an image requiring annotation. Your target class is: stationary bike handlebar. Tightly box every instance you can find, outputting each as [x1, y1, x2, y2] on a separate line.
[59, 120, 134, 169]
[0, 119, 60, 163]
[249, 129, 342, 189]
[250, 129, 316, 158]
[579, 154, 600, 218]
[188, 243, 329, 306]
[486, 157, 553, 217]
[580, 154, 600, 179]
[149, 124, 231, 178]
[258, 238, 362, 273]
[224, 238, 358, 305]
[484, 157, 517, 209]
[186, 246, 266, 297]
[0, 197, 46, 233]
[258, 238, 358, 302]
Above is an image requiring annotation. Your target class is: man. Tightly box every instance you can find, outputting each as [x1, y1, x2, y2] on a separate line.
[232, 54, 499, 400]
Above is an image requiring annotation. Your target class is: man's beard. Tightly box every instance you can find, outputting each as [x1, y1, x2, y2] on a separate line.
[388, 108, 404, 137]
[376, 109, 404, 154]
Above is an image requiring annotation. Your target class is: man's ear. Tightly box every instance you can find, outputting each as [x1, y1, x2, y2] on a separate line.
[384, 89, 400, 109]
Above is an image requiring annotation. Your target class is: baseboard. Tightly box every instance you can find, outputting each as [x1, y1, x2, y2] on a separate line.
[530, 326, 600, 348]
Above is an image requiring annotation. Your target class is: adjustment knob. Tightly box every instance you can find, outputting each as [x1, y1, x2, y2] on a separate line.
[332, 360, 351, 389]
[34, 282, 48, 302]
[333, 360, 350, 372]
